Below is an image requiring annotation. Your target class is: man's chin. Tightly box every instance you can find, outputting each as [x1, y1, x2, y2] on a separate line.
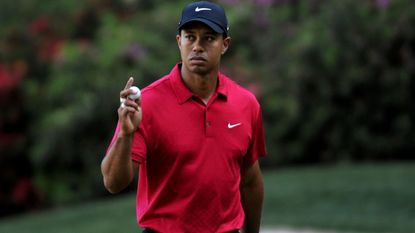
[190, 65, 210, 75]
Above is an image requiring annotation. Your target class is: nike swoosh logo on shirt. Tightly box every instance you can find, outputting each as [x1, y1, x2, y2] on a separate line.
[228, 123, 242, 129]
[195, 7, 212, 12]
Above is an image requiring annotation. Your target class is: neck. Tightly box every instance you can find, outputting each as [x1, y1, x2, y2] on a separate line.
[180, 65, 219, 104]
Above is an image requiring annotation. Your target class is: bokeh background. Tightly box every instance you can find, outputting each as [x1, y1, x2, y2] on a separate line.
[1, 0, 414, 232]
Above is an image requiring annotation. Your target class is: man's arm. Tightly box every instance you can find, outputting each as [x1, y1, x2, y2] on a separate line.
[101, 77, 141, 194]
[101, 135, 138, 193]
[240, 161, 264, 233]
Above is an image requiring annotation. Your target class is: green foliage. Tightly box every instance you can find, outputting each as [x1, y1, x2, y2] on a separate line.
[2, 0, 415, 206]
[26, 6, 181, 204]
[255, 0, 415, 166]
[0, 0, 82, 35]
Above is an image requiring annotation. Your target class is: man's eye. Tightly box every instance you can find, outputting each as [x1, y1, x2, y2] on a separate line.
[185, 35, 195, 40]
[206, 36, 216, 41]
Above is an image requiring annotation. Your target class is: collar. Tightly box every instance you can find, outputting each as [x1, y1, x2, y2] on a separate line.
[169, 63, 228, 104]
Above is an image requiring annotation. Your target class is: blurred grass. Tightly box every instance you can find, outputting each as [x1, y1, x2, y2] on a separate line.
[0, 195, 138, 233]
[0, 163, 414, 233]
[263, 162, 415, 233]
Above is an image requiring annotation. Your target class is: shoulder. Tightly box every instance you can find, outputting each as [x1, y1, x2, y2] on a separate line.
[221, 73, 260, 108]
[140, 64, 182, 102]
[141, 74, 173, 101]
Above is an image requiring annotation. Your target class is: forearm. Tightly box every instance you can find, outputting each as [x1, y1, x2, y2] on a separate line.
[240, 166, 264, 233]
[101, 134, 135, 193]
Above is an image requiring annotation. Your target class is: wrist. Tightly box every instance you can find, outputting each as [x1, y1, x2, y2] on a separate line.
[117, 131, 135, 140]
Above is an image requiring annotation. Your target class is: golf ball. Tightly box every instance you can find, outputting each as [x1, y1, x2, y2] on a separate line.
[128, 86, 141, 100]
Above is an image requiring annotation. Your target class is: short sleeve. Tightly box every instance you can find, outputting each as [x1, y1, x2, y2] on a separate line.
[105, 122, 147, 164]
[243, 103, 267, 167]
[131, 124, 147, 163]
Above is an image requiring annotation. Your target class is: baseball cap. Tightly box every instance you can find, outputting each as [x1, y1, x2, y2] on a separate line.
[177, 1, 229, 36]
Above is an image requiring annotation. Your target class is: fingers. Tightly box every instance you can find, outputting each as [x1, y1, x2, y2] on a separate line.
[118, 77, 142, 133]
[120, 98, 139, 110]
[121, 77, 140, 100]
[120, 77, 141, 112]
[119, 105, 139, 114]
[124, 77, 134, 90]
[118, 100, 140, 120]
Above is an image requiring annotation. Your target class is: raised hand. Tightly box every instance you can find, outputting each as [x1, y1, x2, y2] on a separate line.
[118, 77, 142, 137]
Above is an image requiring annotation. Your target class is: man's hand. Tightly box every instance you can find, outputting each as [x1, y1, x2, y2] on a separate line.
[118, 77, 142, 136]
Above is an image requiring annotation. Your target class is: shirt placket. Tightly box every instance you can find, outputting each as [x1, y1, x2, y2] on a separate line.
[205, 107, 214, 137]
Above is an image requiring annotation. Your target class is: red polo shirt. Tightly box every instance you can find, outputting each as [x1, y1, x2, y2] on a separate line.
[108, 64, 266, 233]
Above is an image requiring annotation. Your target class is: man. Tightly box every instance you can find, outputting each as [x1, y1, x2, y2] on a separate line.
[101, 1, 266, 233]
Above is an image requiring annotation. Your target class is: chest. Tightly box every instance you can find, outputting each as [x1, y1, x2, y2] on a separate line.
[145, 99, 253, 161]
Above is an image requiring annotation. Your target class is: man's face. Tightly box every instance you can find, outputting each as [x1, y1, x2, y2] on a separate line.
[177, 22, 230, 75]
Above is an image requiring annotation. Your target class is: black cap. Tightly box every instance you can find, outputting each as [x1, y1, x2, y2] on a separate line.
[177, 1, 229, 36]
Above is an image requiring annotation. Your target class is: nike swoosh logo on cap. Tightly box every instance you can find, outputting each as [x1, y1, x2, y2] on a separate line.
[195, 7, 212, 12]
[228, 123, 242, 129]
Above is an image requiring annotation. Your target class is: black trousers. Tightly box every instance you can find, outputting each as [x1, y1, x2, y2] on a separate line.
[143, 229, 240, 233]
[142, 229, 155, 233]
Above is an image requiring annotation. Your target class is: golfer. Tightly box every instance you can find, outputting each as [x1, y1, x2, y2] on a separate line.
[101, 1, 266, 232]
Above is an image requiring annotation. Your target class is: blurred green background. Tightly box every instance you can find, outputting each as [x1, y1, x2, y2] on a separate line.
[1, 0, 414, 232]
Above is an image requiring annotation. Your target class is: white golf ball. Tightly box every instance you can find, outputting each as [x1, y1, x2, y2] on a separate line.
[128, 86, 141, 100]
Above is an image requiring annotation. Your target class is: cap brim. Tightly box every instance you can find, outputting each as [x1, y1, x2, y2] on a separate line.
[178, 18, 225, 34]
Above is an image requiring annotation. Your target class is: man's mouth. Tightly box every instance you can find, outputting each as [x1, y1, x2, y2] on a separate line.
[190, 56, 206, 61]
[189, 56, 207, 65]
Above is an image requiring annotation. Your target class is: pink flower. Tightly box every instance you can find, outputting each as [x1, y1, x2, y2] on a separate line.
[220, 0, 240, 6]
[375, 0, 390, 9]
[255, 0, 274, 7]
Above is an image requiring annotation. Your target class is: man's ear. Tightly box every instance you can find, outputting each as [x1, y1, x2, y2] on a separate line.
[176, 33, 182, 51]
[222, 36, 231, 55]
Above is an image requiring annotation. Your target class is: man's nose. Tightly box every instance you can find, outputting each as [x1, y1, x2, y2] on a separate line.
[192, 38, 204, 53]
